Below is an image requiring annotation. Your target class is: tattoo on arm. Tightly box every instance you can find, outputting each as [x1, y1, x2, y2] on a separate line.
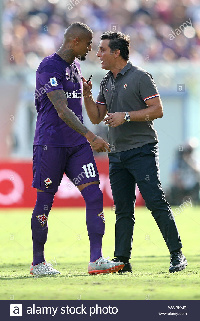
[47, 90, 88, 136]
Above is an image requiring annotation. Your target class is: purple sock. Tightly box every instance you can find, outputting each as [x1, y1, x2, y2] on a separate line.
[81, 184, 105, 262]
[31, 191, 54, 266]
[89, 233, 103, 262]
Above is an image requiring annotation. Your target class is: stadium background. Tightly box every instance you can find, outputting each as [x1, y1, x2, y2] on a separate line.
[0, 0, 200, 208]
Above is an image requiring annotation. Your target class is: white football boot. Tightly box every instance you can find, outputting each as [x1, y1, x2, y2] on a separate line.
[88, 257, 124, 275]
[30, 261, 60, 276]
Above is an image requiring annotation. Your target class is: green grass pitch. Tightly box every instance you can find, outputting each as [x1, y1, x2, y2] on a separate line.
[0, 206, 199, 300]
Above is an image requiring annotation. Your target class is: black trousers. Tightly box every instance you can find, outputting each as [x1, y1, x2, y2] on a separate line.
[109, 143, 182, 258]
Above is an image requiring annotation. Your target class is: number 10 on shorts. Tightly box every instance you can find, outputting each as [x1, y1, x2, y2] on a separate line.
[82, 163, 96, 178]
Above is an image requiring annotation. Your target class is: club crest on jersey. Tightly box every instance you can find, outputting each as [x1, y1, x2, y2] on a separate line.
[98, 211, 105, 223]
[50, 77, 58, 86]
[44, 178, 52, 188]
[36, 214, 48, 227]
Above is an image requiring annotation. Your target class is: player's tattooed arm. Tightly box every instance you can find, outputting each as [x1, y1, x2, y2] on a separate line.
[47, 90, 89, 136]
[47, 90, 110, 152]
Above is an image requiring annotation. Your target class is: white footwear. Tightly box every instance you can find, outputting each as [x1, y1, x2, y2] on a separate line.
[169, 252, 187, 273]
[88, 257, 124, 275]
[30, 261, 60, 276]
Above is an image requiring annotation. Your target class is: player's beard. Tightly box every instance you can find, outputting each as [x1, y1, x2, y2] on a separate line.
[77, 55, 86, 61]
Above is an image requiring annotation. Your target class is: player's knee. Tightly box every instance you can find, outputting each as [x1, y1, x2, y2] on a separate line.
[81, 184, 103, 209]
[81, 184, 104, 235]
[35, 191, 55, 208]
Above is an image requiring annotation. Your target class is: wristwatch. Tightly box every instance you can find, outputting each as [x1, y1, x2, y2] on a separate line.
[124, 112, 131, 122]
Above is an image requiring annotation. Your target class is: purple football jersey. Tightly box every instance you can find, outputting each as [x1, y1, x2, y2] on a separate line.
[34, 53, 87, 147]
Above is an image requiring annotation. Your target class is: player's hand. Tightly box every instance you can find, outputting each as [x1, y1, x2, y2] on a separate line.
[91, 136, 111, 153]
[104, 112, 125, 127]
[82, 77, 92, 98]
[85, 132, 110, 153]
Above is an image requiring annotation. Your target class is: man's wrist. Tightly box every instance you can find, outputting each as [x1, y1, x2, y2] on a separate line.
[124, 112, 131, 122]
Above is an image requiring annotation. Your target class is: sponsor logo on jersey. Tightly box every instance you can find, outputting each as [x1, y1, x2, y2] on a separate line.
[50, 77, 58, 86]
[44, 178, 52, 188]
[36, 214, 48, 227]
[65, 90, 82, 99]
[98, 211, 105, 223]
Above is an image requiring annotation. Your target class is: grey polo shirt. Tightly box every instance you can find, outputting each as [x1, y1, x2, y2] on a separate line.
[96, 61, 159, 153]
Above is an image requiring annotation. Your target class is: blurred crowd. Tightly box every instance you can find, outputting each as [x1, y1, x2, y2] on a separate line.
[2, 0, 200, 69]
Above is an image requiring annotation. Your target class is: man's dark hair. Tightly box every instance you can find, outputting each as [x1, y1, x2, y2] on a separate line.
[101, 32, 130, 60]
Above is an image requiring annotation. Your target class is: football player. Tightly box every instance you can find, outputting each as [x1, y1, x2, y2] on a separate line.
[30, 23, 124, 276]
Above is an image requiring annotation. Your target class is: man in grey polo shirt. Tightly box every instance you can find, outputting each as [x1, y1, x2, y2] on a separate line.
[83, 31, 187, 273]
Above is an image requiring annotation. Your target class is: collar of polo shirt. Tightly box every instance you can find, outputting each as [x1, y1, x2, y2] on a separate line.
[109, 61, 132, 78]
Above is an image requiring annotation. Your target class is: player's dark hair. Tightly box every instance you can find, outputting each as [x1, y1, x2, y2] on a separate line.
[65, 22, 93, 36]
[100, 31, 130, 60]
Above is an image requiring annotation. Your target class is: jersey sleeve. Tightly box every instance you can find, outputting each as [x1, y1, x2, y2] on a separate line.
[96, 82, 106, 105]
[38, 64, 64, 93]
[139, 73, 159, 102]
